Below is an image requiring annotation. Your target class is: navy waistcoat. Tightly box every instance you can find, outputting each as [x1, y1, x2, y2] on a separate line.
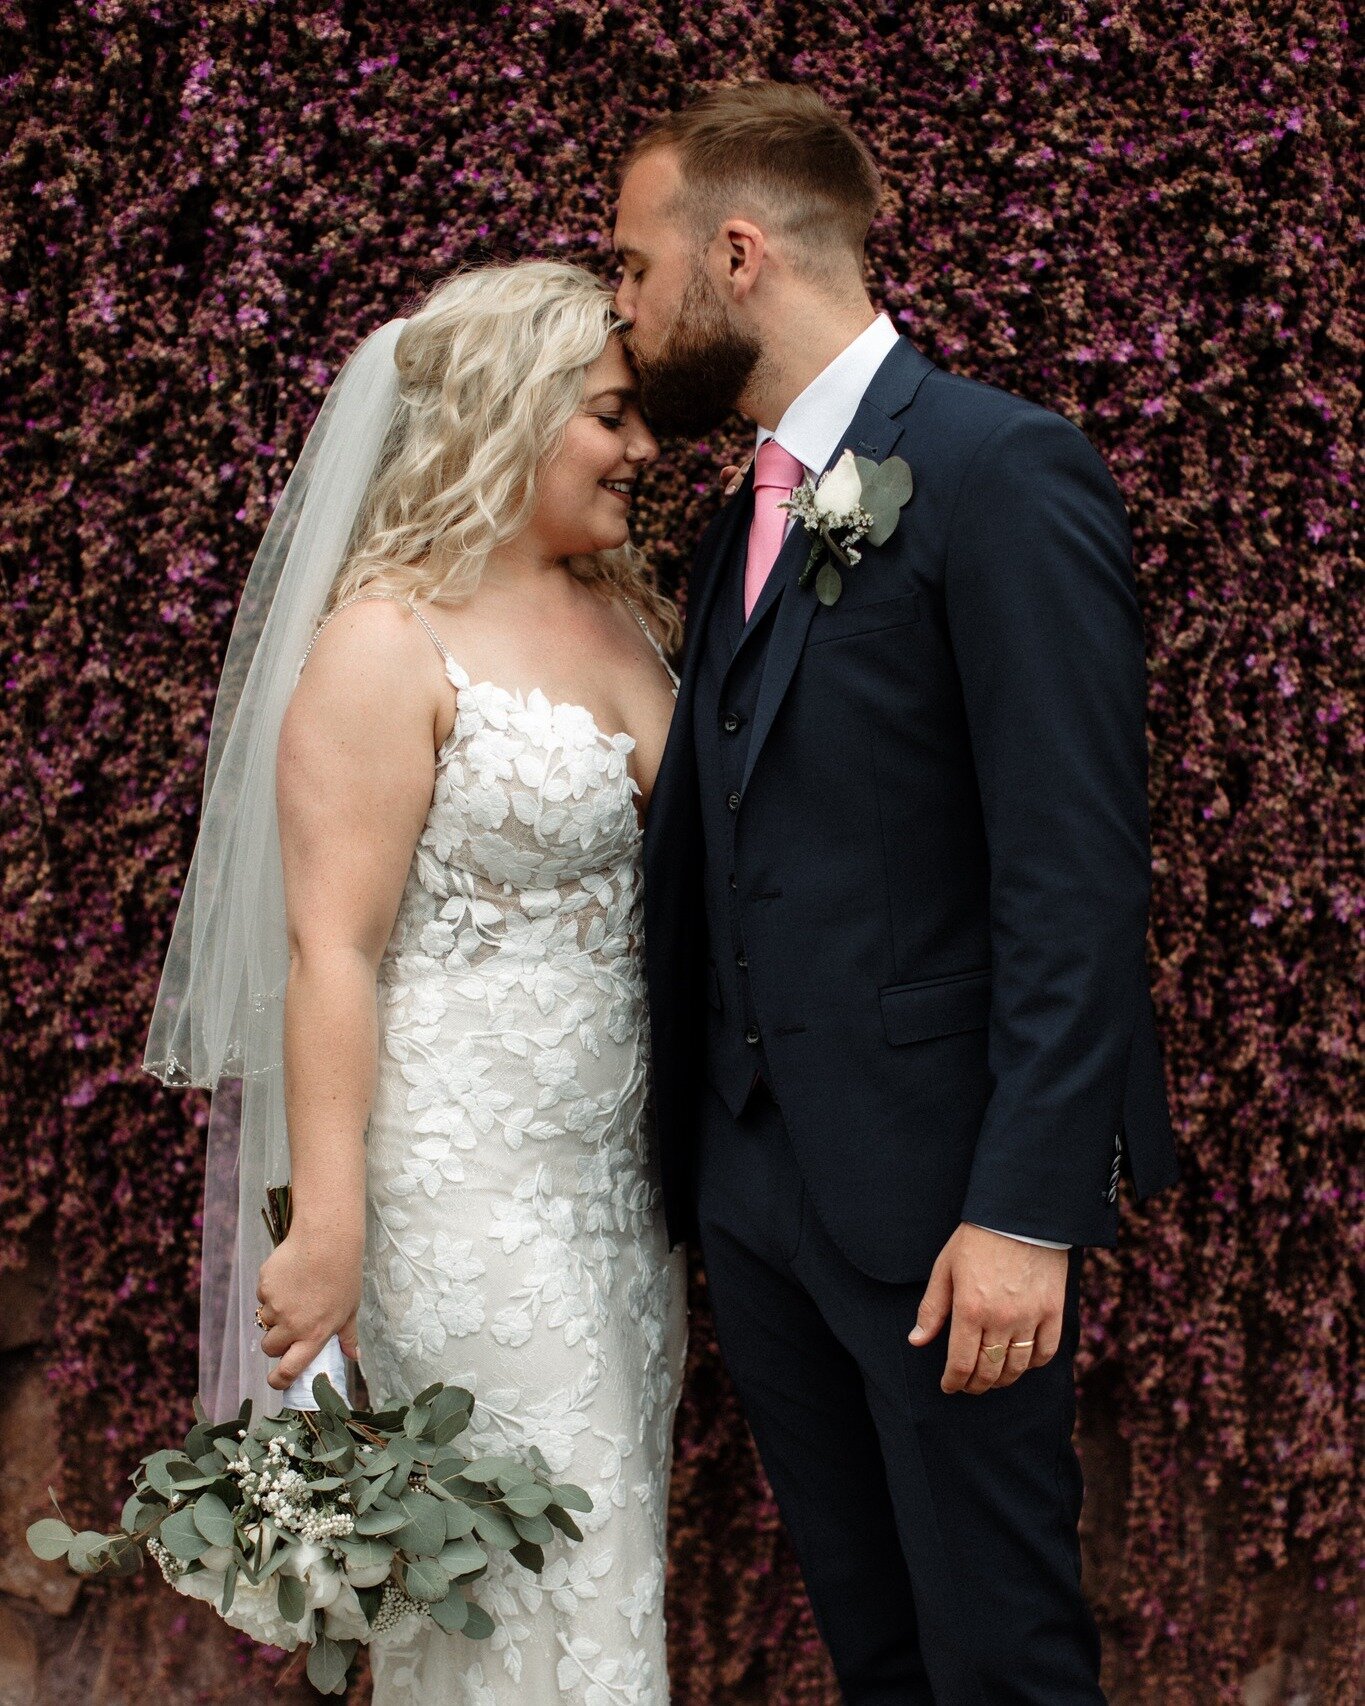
[691, 504, 790, 1112]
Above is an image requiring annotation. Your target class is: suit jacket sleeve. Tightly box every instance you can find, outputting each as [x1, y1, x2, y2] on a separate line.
[945, 408, 1153, 1245]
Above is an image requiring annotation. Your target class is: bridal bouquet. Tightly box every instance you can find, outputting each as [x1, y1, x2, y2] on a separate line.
[27, 1190, 593, 1694]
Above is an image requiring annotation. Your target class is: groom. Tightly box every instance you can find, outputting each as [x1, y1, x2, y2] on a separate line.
[614, 82, 1179, 1703]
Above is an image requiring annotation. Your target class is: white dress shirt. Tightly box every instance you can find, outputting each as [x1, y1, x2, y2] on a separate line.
[753, 311, 1070, 1254]
[756, 311, 901, 510]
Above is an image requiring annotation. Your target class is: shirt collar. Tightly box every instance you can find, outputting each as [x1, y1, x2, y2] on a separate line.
[754, 311, 900, 476]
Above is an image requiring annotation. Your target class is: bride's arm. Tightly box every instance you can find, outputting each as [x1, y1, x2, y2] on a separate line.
[256, 597, 445, 1392]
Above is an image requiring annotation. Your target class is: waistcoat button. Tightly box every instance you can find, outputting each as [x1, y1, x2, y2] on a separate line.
[744, 1026, 760, 1046]
[726, 791, 741, 811]
[722, 713, 741, 734]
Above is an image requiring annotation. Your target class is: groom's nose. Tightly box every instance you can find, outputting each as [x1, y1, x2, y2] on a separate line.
[611, 265, 637, 324]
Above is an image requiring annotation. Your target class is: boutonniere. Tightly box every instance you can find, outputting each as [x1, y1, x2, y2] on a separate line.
[781, 449, 915, 606]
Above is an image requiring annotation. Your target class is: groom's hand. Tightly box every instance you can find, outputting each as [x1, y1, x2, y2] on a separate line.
[907, 1224, 1067, 1395]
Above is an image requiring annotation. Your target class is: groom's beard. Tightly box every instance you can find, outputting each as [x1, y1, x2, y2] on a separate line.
[628, 265, 763, 439]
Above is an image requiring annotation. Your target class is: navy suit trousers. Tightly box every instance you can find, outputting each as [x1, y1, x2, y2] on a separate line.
[696, 1076, 1107, 1706]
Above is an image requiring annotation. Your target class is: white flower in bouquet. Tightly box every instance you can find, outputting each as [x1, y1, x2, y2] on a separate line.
[321, 1579, 372, 1643]
[279, 1538, 345, 1612]
[174, 1563, 230, 1609]
[217, 1573, 313, 1651]
[342, 1549, 393, 1589]
[239, 1517, 278, 1565]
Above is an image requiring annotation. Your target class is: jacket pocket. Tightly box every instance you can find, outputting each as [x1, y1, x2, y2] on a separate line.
[807, 590, 923, 646]
[880, 967, 991, 1045]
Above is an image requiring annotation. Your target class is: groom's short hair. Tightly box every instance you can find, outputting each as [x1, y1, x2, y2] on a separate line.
[624, 81, 882, 279]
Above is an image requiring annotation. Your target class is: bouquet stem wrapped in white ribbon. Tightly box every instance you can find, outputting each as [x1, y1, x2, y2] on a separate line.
[283, 1333, 352, 1412]
[259, 1183, 352, 1415]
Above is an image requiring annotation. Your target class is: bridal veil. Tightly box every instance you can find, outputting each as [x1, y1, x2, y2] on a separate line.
[142, 318, 405, 1420]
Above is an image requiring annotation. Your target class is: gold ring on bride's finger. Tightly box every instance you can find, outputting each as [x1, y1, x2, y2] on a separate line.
[254, 1305, 267, 1329]
[982, 1343, 1007, 1364]
[1009, 1339, 1035, 1351]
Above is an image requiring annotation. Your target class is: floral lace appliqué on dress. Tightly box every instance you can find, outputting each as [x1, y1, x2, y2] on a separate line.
[325, 594, 687, 1705]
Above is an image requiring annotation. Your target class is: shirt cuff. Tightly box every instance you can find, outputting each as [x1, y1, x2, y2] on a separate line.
[967, 1222, 1072, 1251]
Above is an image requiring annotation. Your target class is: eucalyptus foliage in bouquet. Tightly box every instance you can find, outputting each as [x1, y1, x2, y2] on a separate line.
[26, 1188, 593, 1694]
[30, 1381, 591, 1690]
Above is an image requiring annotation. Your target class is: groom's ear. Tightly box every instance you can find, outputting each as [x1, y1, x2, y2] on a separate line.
[720, 221, 767, 300]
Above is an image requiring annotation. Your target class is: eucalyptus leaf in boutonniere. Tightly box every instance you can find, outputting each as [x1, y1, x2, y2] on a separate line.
[781, 448, 915, 606]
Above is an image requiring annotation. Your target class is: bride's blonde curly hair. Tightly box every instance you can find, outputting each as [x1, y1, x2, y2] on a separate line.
[327, 260, 680, 652]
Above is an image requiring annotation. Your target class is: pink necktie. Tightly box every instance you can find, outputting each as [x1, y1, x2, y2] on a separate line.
[743, 439, 806, 620]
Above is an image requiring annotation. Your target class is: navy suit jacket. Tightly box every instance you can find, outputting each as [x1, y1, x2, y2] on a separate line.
[642, 333, 1180, 1283]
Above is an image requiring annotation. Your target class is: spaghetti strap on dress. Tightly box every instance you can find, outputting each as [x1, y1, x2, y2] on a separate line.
[295, 589, 454, 683]
[621, 593, 680, 694]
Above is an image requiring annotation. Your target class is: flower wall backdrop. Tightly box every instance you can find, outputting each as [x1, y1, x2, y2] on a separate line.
[1, 1, 1359, 1701]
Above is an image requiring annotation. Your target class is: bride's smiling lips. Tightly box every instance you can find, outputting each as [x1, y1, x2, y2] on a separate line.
[599, 477, 636, 506]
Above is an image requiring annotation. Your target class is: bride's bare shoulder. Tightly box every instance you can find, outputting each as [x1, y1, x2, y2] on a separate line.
[298, 587, 453, 681]
[286, 589, 456, 763]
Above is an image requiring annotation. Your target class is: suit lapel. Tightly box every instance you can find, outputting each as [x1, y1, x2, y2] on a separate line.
[643, 461, 755, 871]
[739, 335, 936, 797]
[688, 459, 755, 669]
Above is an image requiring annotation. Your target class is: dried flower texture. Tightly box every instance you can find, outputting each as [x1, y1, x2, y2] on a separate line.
[0, 2, 1359, 1701]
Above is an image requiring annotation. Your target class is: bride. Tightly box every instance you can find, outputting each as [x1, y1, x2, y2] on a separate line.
[143, 261, 688, 1702]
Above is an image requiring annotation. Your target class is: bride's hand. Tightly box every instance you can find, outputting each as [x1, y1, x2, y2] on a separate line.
[256, 1225, 363, 1390]
[720, 456, 751, 497]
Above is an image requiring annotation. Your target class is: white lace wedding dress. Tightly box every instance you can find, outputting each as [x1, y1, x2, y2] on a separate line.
[315, 591, 687, 1704]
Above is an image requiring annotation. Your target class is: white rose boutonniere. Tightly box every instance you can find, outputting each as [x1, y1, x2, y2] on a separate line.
[781, 448, 915, 606]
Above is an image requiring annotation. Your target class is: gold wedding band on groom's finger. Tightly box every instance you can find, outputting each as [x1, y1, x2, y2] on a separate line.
[1010, 1339, 1035, 1351]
